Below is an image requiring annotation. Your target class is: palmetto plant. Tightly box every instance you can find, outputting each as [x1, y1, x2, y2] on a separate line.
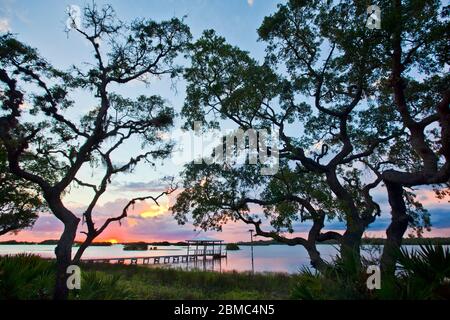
[395, 245, 450, 299]
[291, 254, 375, 300]
[0, 254, 55, 299]
[398, 245, 450, 283]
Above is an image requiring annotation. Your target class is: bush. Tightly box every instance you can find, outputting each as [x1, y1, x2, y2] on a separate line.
[226, 243, 240, 251]
[392, 245, 450, 299]
[290, 257, 375, 300]
[0, 254, 54, 299]
[291, 246, 450, 300]
[71, 271, 133, 300]
[123, 242, 148, 251]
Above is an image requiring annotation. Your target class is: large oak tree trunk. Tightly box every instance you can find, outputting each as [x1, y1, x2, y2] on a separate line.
[305, 243, 327, 273]
[380, 182, 410, 277]
[46, 194, 80, 300]
[341, 223, 364, 270]
[53, 217, 79, 300]
[325, 171, 365, 269]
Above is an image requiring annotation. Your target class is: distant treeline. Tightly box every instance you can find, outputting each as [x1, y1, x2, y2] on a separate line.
[120, 241, 189, 246]
[123, 242, 148, 251]
[2, 238, 450, 246]
[235, 238, 450, 246]
[363, 237, 450, 245]
[0, 240, 112, 246]
[0, 240, 189, 246]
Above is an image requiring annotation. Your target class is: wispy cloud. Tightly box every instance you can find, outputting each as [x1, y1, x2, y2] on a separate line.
[247, 0, 254, 7]
[0, 0, 29, 25]
[0, 18, 10, 32]
[112, 181, 168, 192]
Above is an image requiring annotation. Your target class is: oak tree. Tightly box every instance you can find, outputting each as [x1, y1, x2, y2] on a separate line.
[0, 4, 190, 299]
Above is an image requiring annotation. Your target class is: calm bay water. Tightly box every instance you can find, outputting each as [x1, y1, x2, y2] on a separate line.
[0, 244, 343, 273]
[0, 244, 426, 274]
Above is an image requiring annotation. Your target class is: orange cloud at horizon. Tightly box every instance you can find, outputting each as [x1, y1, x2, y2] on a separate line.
[139, 201, 169, 218]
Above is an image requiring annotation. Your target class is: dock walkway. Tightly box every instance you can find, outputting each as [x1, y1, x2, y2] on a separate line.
[82, 252, 226, 265]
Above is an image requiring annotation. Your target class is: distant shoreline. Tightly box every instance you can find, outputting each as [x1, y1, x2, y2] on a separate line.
[237, 237, 450, 246]
[1, 237, 450, 246]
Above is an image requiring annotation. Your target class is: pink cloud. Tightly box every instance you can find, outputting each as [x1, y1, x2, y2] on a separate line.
[1, 187, 449, 243]
[415, 189, 450, 207]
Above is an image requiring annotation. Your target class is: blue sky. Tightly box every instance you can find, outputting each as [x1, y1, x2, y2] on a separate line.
[1, 0, 449, 242]
[0, 0, 276, 64]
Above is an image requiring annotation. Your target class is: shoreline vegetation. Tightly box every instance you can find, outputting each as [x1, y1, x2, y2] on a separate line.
[0, 254, 297, 300]
[1, 248, 449, 300]
[2, 237, 450, 246]
[123, 243, 148, 251]
[225, 243, 240, 250]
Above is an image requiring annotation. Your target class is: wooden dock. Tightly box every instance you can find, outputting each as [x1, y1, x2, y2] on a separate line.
[81, 239, 227, 266]
[81, 252, 227, 265]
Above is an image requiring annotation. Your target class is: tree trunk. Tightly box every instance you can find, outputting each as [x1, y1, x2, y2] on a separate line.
[43, 192, 81, 300]
[340, 223, 364, 270]
[305, 242, 328, 273]
[72, 235, 95, 264]
[53, 215, 79, 300]
[324, 170, 365, 270]
[380, 182, 410, 277]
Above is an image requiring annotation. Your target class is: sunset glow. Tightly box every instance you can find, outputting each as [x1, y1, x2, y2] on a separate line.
[139, 202, 169, 218]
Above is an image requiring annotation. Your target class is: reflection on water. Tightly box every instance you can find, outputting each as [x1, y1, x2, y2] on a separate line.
[157, 245, 340, 274]
[0, 244, 435, 274]
[221, 245, 339, 273]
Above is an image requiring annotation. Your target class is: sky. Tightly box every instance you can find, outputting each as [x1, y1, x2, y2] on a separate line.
[0, 0, 449, 243]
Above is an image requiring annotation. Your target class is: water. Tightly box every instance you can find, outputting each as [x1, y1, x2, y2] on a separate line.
[0, 244, 428, 274]
[0, 244, 338, 274]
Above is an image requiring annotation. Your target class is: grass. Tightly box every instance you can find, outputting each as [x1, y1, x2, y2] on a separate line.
[0, 254, 299, 300]
[0, 254, 55, 299]
[79, 263, 298, 300]
[2, 246, 449, 300]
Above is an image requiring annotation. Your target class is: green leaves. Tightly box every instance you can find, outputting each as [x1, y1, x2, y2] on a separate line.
[398, 245, 450, 293]
[183, 30, 280, 130]
[0, 3, 190, 262]
[108, 17, 191, 83]
[0, 143, 53, 235]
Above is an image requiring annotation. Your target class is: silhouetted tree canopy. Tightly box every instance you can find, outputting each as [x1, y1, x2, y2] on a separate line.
[0, 3, 190, 299]
[0, 143, 60, 235]
[173, 0, 449, 272]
